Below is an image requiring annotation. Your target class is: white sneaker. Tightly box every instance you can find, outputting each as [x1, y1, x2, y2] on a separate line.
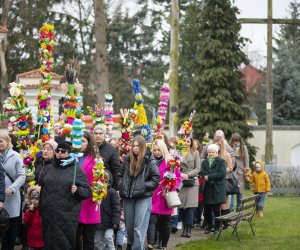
[177, 222, 183, 230]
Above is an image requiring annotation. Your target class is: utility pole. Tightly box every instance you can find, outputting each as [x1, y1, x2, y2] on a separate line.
[239, 0, 300, 164]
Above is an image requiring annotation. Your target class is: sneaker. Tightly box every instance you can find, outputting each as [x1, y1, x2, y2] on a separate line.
[258, 211, 264, 218]
[177, 222, 183, 230]
[147, 244, 154, 250]
[213, 228, 220, 235]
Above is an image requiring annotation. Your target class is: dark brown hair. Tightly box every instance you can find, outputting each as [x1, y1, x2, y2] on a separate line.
[229, 133, 245, 159]
[83, 130, 97, 159]
[130, 135, 147, 176]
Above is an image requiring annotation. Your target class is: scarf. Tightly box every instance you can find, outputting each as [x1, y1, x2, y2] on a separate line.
[208, 157, 215, 167]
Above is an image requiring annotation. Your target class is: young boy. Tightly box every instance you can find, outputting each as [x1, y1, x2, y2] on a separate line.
[245, 160, 270, 217]
[94, 171, 120, 250]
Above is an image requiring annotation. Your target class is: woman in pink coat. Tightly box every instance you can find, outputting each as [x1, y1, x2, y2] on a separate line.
[75, 131, 101, 250]
[147, 139, 181, 250]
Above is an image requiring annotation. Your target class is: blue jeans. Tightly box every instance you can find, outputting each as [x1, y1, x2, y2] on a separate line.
[255, 192, 266, 211]
[230, 194, 243, 210]
[94, 228, 114, 250]
[124, 197, 151, 250]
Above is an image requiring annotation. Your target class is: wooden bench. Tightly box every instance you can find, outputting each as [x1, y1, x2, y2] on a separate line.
[215, 194, 260, 241]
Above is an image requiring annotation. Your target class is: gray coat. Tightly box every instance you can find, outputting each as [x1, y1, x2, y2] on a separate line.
[179, 151, 201, 209]
[2, 149, 25, 218]
[233, 145, 249, 194]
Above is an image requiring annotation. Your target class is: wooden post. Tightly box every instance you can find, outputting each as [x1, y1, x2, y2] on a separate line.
[239, 0, 300, 164]
[168, 0, 180, 137]
[265, 0, 273, 164]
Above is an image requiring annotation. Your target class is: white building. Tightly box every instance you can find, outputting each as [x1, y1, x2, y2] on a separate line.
[16, 69, 64, 121]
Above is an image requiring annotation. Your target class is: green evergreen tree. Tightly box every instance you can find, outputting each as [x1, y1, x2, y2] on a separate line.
[273, 1, 300, 125]
[187, 0, 251, 140]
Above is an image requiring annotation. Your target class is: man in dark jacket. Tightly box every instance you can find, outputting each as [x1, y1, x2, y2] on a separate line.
[93, 124, 121, 189]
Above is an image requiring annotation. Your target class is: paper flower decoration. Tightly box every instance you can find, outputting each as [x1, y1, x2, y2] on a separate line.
[131, 79, 151, 142]
[92, 157, 108, 206]
[104, 93, 114, 139]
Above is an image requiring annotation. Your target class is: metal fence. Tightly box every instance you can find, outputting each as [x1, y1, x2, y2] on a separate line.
[264, 164, 300, 196]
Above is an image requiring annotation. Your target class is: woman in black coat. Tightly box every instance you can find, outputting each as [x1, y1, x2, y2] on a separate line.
[119, 135, 160, 250]
[39, 141, 91, 250]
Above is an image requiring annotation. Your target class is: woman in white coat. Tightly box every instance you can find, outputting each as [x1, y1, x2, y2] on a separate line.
[0, 131, 25, 250]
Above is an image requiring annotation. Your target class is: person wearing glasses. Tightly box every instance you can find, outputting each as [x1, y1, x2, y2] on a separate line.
[93, 124, 121, 189]
[39, 141, 91, 250]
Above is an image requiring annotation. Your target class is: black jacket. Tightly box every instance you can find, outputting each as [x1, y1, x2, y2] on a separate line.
[98, 140, 121, 189]
[35, 156, 54, 186]
[97, 185, 120, 229]
[40, 157, 91, 250]
[119, 150, 160, 199]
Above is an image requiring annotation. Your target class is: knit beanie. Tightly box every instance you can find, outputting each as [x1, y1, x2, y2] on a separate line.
[43, 139, 58, 151]
[207, 143, 219, 153]
[57, 141, 72, 152]
[94, 124, 106, 136]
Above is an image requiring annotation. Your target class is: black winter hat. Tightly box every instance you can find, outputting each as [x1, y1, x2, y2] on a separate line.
[57, 141, 72, 152]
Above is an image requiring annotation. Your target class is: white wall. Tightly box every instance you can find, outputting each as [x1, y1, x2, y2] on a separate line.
[249, 126, 300, 166]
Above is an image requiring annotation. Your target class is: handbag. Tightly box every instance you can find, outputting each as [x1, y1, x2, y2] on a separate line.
[182, 178, 196, 187]
[226, 172, 240, 195]
[0, 208, 9, 235]
[165, 191, 182, 208]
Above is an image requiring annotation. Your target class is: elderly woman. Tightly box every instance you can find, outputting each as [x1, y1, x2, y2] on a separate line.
[35, 139, 58, 186]
[0, 131, 26, 250]
[40, 141, 92, 250]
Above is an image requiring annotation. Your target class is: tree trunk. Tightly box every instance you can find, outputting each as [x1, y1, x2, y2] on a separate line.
[168, 0, 179, 137]
[93, 0, 109, 105]
[0, 0, 10, 128]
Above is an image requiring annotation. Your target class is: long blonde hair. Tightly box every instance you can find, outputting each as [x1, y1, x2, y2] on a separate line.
[214, 137, 226, 159]
[130, 135, 147, 176]
[152, 139, 173, 162]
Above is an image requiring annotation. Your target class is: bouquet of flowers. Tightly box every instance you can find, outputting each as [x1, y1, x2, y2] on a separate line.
[161, 158, 181, 195]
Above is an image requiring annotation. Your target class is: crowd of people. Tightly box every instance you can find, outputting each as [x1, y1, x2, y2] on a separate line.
[0, 126, 271, 250]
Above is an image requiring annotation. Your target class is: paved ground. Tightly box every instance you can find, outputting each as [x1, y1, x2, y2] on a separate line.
[14, 226, 208, 250]
[167, 226, 207, 249]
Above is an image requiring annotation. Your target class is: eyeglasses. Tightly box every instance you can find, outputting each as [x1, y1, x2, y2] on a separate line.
[55, 148, 68, 154]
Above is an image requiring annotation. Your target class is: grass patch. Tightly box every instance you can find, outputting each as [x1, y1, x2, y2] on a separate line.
[175, 194, 300, 250]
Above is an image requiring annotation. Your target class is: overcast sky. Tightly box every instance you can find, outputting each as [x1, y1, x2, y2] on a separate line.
[111, 0, 295, 68]
[234, 0, 293, 68]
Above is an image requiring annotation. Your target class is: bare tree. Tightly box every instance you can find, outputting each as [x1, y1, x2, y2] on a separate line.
[93, 0, 109, 105]
[0, 0, 10, 126]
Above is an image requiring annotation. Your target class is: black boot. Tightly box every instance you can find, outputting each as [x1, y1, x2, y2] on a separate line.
[186, 226, 191, 238]
[221, 209, 231, 229]
[181, 226, 187, 237]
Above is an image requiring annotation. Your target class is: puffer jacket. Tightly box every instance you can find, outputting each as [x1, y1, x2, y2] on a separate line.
[119, 150, 160, 199]
[35, 156, 54, 186]
[40, 157, 91, 250]
[248, 160, 271, 193]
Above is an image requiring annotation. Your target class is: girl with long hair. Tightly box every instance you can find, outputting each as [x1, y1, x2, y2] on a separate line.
[119, 135, 160, 250]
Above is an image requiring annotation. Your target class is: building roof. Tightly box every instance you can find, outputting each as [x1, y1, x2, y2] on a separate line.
[0, 26, 8, 33]
[241, 65, 265, 91]
[16, 69, 63, 80]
